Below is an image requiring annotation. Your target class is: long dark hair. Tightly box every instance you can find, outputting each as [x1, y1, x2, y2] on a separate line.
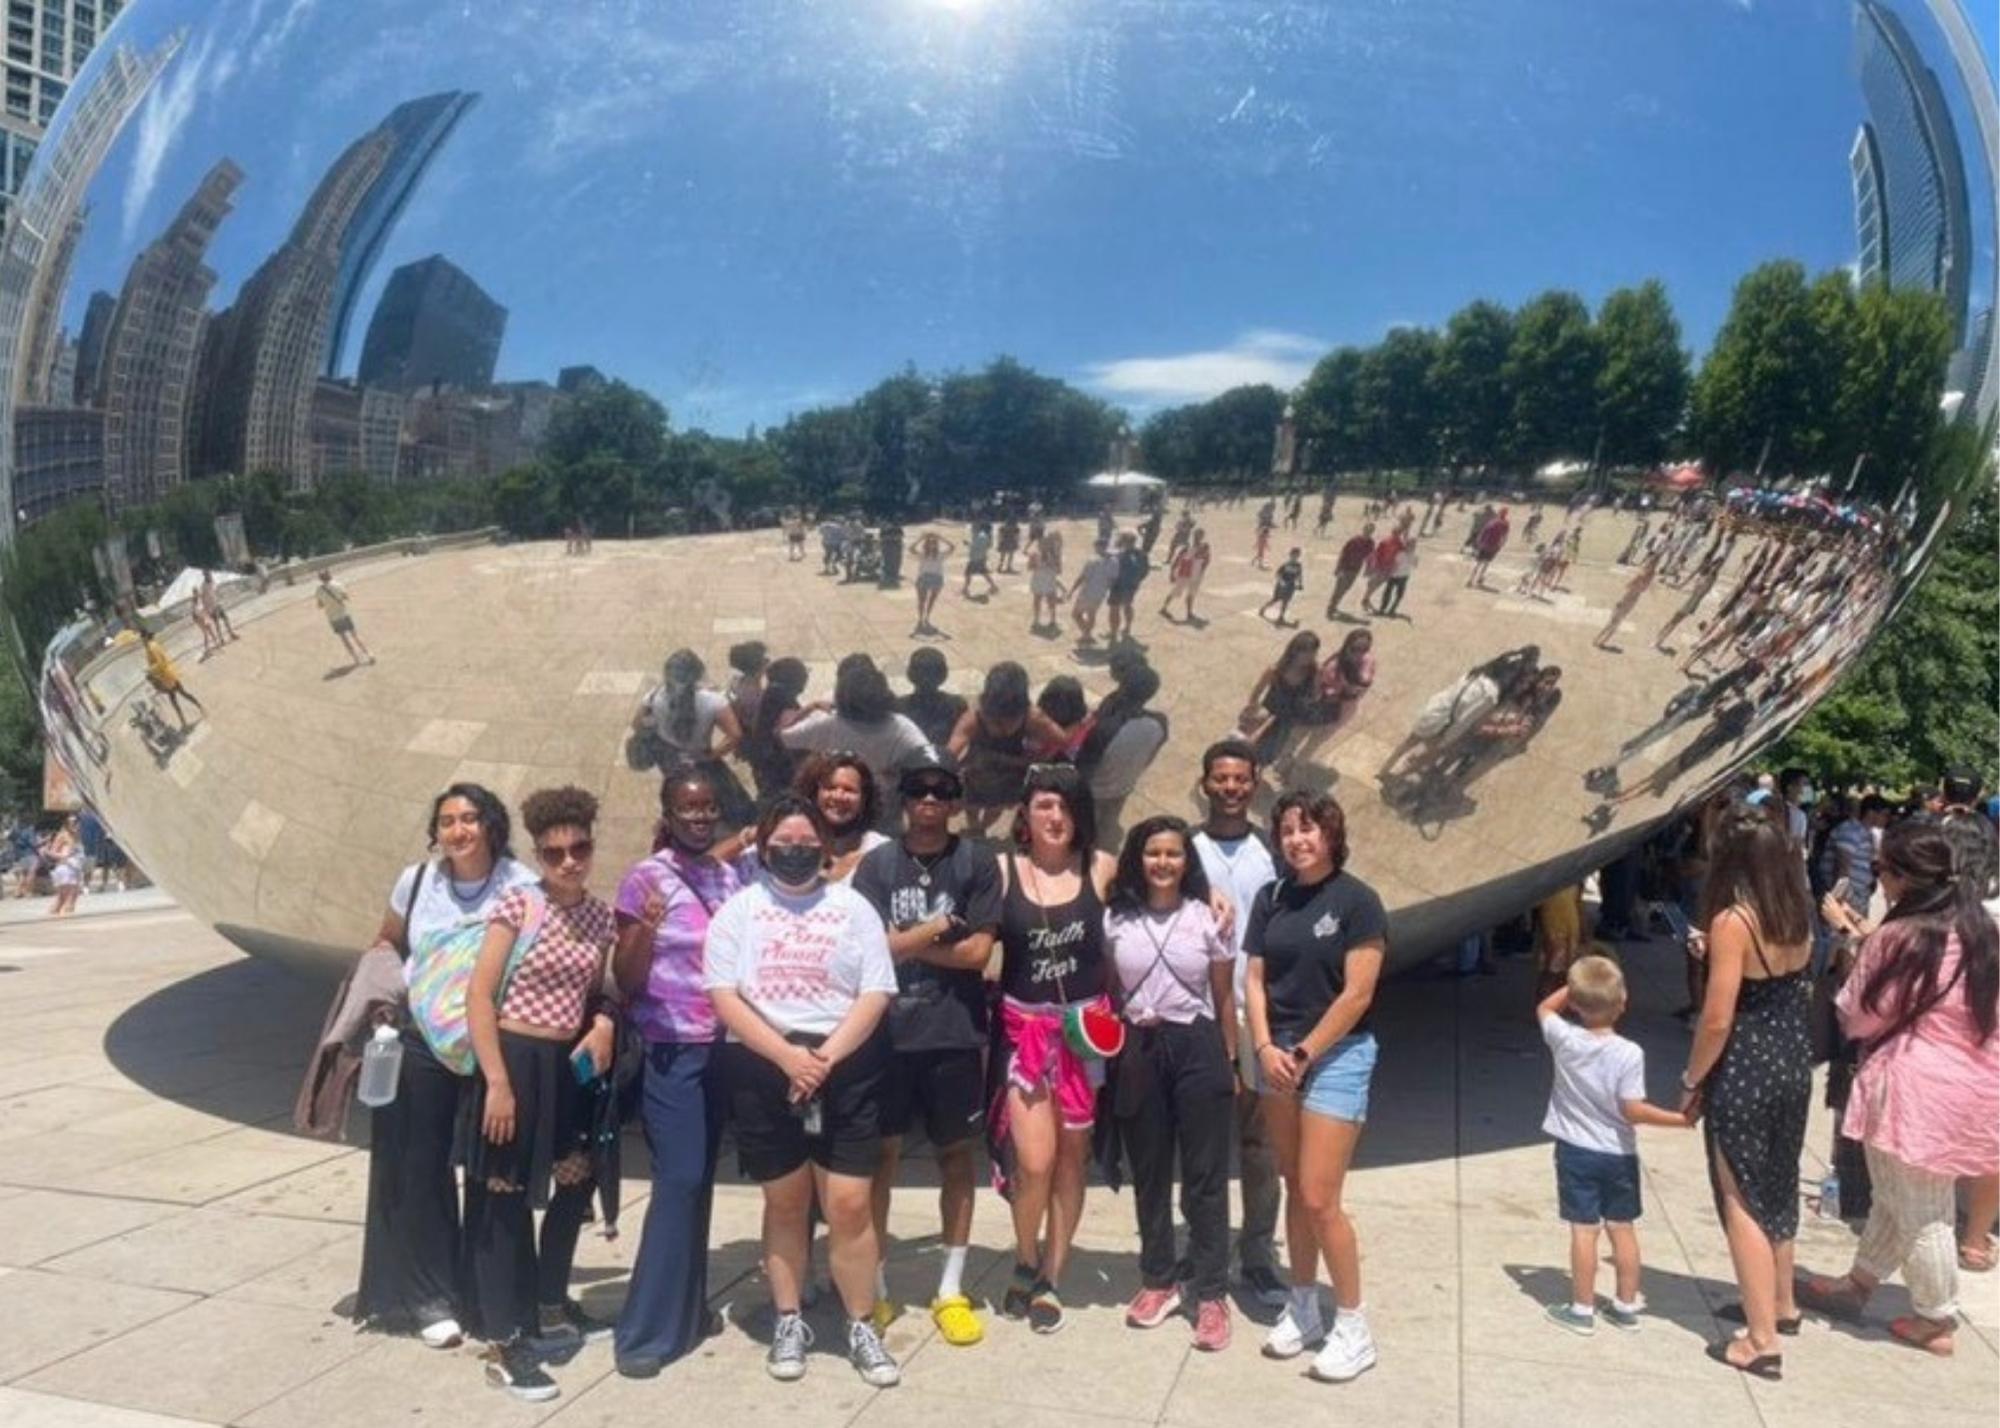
[426, 782, 512, 864]
[1860, 820, 1999, 1044]
[1700, 803, 1812, 948]
[1108, 815, 1212, 917]
[792, 750, 880, 831]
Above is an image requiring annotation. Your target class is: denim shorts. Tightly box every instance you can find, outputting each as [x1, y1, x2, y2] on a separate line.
[1256, 1031, 1377, 1123]
[1554, 1139, 1642, 1225]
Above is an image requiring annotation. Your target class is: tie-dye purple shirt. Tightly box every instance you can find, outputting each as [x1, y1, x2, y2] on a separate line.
[616, 849, 743, 1044]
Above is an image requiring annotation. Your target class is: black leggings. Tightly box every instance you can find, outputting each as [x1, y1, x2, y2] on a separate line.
[466, 1177, 595, 1342]
[1114, 1019, 1235, 1301]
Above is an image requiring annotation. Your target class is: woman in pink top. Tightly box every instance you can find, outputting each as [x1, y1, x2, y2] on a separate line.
[1798, 820, 2000, 1356]
[1104, 816, 1237, 1351]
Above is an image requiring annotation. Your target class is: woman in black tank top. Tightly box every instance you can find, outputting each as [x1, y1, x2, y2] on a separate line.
[991, 765, 1120, 1336]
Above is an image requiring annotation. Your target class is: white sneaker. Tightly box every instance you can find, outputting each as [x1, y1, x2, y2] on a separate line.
[1309, 1315, 1377, 1383]
[418, 1317, 464, 1350]
[1262, 1302, 1326, 1360]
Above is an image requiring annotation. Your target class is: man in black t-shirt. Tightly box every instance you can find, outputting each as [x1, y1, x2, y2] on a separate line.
[851, 751, 1002, 1345]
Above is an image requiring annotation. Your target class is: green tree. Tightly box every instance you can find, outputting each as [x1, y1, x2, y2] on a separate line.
[773, 405, 866, 509]
[1505, 290, 1602, 470]
[854, 368, 940, 510]
[1293, 346, 1367, 476]
[1356, 327, 1440, 473]
[1432, 300, 1515, 473]
[1594, 280, 1690, 469]
[1689, 260, 1839, 478]
[1833, 282, 1952, 505]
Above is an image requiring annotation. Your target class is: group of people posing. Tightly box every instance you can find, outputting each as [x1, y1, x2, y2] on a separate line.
[343, 736, 1390, 1401]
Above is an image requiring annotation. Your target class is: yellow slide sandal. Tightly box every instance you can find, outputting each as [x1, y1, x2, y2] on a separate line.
[931, 1295, 984, 1346]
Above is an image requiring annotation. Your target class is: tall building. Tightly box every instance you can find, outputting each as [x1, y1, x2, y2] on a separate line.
[0, 1, 127, 229]
[321, 90, 477, 377]
[356, 254, 506, 392]
[69, 285, 111, 401]
[197, 128, 394, 488]
[11, 401, 100, 525]
[1852, 0, 1973, 344]
[1849, 125, 1889, 292]
[0, 30, 178, 542]
[97, 159, 242, 512]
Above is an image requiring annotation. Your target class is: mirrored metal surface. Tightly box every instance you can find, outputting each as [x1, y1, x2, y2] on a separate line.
[9, 0, 1995, 975]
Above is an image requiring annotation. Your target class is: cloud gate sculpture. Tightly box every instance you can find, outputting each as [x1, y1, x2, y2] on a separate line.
[6, 0, 1995, 978]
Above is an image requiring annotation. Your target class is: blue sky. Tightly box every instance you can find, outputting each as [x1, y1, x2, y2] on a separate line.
[59, 0, 2000, 433]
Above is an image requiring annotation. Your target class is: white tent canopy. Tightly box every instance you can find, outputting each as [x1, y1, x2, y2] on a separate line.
[141, 566, 243, 616]
[1084, 470, 1165, 488]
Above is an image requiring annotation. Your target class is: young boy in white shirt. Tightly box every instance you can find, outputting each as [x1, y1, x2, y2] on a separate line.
[1536, 954, 1689, 1335]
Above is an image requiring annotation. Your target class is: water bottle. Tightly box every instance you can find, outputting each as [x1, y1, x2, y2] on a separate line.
[357, 1024, 404, 1108]
[1818, 1169, 1841, 1220]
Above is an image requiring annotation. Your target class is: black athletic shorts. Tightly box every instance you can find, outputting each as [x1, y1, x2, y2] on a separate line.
[879, 1046, 986, 1147]
[721, 1031, 888, 1182]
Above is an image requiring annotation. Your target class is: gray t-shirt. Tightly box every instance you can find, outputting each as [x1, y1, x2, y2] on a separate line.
[390, 855, 536, 952]
[1539, 1013, 1644, 1156]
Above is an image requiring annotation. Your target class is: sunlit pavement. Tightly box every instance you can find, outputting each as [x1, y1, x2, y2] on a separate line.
[0, 904, 1992, 1427]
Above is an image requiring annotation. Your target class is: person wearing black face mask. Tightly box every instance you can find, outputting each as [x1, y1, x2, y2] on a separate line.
[706, 796, 901, 1388]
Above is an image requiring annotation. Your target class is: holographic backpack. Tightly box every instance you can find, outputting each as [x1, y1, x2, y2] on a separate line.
[403, 877, 547, 1076]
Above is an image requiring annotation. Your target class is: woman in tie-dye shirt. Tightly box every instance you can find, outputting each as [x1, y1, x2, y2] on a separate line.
[608, 765, 744, 1375]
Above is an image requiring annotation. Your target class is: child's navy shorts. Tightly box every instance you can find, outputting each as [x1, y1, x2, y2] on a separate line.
[1554, 1139, 1642, 1224]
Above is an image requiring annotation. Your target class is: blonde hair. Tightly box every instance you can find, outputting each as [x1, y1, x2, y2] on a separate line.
[1566, 953, 1627, 1025]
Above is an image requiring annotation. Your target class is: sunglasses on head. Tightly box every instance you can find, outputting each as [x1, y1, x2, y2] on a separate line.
[1025, 762, 1080, 788]
[537, 838, 594, 867]
[901, 778, 962, 802]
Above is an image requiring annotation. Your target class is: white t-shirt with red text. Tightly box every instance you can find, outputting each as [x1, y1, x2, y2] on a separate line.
[703, 878, 897, 1038]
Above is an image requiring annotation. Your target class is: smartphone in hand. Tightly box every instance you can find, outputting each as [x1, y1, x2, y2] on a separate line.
[570, 1046, 599, 1086]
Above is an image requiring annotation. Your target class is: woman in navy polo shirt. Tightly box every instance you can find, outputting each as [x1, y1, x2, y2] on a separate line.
[1244, 791, 1387, 1386]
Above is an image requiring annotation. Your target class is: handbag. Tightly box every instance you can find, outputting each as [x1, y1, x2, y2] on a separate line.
[404, 881, 548, 1075]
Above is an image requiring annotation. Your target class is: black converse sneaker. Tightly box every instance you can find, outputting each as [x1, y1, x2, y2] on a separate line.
[482, 1339, 559, 1402]
[847, 1319, 901, 1388]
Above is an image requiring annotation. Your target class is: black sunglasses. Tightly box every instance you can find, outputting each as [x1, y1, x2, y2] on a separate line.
[538, 838, 594, 867]
[901, 779, 962, 802]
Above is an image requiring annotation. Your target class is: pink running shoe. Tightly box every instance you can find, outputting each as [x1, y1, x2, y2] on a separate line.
[1125, 1285, 1182, 1329]
[1192, 1299, 1232, 1352]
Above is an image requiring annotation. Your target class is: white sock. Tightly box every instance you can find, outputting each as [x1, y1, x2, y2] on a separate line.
[938, 1245, 969, 1302]
[1337, 1301, 1367, 1326]
[874, 1265, 889, 1302]
[1571, 1301, 1596, 1318]
[1611, 1296, 1642, 1314]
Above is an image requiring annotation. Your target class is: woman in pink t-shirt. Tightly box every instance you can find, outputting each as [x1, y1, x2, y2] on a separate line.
[1799, 821, 2000, 1356]
[1104, 816, 1237, 1350]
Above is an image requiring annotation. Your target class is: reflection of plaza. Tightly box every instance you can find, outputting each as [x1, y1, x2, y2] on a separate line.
[48, 496, 1893, 974]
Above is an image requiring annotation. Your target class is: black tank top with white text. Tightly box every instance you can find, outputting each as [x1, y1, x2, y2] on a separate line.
[1000, 853, 1107, 1006]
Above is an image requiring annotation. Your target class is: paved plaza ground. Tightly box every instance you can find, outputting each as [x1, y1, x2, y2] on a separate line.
[0, 900, 1993, 1427]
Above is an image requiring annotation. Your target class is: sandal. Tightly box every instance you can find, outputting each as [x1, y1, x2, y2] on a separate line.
[1000, 1263, 1036, 1321]
[1959, 1240, 1995, 1274]
[1026, 1281, 1066, 1335]
[1715, 1303, 1801, 1336]
[1794, 1273, 1868, 1322]
[1705, 1339, 1782, 1381]
[1888, 1315, 1955, 1357]
[931, 1295, 984, 1347]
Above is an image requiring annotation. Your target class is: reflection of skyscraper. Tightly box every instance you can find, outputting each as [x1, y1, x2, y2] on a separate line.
[71, 288, 114, 404]
[322, 91, 478, 377]
[357, 254, 506, 393]
[1852, 0, 1972, 343]
[199, 130, 393, 488]
[18, 207, 82, 401]
[1849, 126, 1889, 288]
[0, 32, 179, 542]
[0, 1, 128, 229]
[99, 160, 243, 512]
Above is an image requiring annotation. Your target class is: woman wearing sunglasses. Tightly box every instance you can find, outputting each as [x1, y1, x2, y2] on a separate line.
[609, 766, 744, 1378]
[1105, 815, 1237, 1351]
[706, 796, 901, 1388]
[355, 783, 534, 1352]
[461, 787, 619, 1401]
[1245, 792, 1387, 1384]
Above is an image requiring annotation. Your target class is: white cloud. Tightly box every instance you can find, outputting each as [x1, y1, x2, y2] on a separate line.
[1080, 329, 1324, 406]
[121, 32, 215, 244]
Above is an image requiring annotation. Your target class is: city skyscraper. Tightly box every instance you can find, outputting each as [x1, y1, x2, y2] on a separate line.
[321, 90, 478, 377]
[0, 1, 127, 229]
[197, 126, 391, 488]
[98, 159, 243, 512]
[1851, 0, 1973, 344]
[0, 30, 178, 540]
[357, 254, 507, 393]
[69, 286, 112, 403]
